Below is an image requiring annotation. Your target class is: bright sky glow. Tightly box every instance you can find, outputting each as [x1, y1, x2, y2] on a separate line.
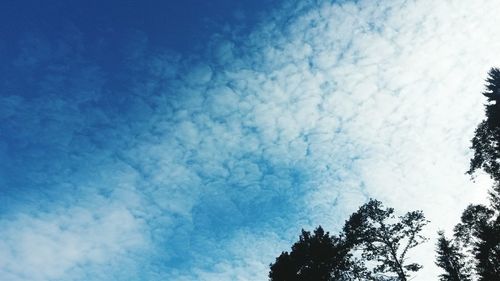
[2, 0, 500, 280]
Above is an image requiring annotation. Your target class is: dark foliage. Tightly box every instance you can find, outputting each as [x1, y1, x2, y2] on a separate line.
[344, 199, 428, 281]
[268, 226, 364, 281]
[454, 67, 500, 280]
[270, 200, 428, 281]
[452, 205, 500, 281]
[468, 68, 500, 184]
[435, 231, 471, 281]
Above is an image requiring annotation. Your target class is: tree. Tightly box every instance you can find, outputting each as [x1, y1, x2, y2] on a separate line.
[270, 200, 428, 281]
[435, 231, 471, 281]
[452, 204, 500, 281]
[268, 226, 364, 281]
[343, 199, 429, 281]
[460, 67, 500, 280]
[468, 67, 500, 187]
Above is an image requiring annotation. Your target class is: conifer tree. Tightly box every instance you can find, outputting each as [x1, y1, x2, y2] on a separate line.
[468, 67, 500, 187]
[435, 231, 471, 281]
[457, 67, 500, 280]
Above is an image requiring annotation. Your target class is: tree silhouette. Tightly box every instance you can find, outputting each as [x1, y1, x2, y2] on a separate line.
[268, 226, 364, 281]
[435, 231, 471, 281]
[270, 200, 428, 281]
[452, 204, 500, 281]
[343, 199, 428, 281]
[451, 67, 500, 280]
[468, 67, 500, 185]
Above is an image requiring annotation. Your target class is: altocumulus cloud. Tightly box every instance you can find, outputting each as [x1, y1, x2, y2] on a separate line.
[2, 0, 500, 280]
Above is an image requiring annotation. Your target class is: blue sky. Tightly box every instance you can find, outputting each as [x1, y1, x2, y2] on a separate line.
[2, 0, 500, 280]
[0, 0, 273, 52]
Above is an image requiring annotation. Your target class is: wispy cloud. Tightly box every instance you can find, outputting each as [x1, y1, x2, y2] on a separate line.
[2, 0, 500, 280]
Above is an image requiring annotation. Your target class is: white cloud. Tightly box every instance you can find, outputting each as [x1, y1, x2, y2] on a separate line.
[0, 201, 148, 281]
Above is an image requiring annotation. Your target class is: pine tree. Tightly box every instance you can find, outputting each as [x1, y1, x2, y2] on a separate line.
[462, 67, 500, 280]
[468, 67, 500, 186]
[435, 231, 471, 281]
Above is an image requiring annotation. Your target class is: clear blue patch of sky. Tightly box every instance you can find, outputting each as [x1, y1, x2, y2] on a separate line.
[1, 0, 277, 57]
[0, 0, 283, 124]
